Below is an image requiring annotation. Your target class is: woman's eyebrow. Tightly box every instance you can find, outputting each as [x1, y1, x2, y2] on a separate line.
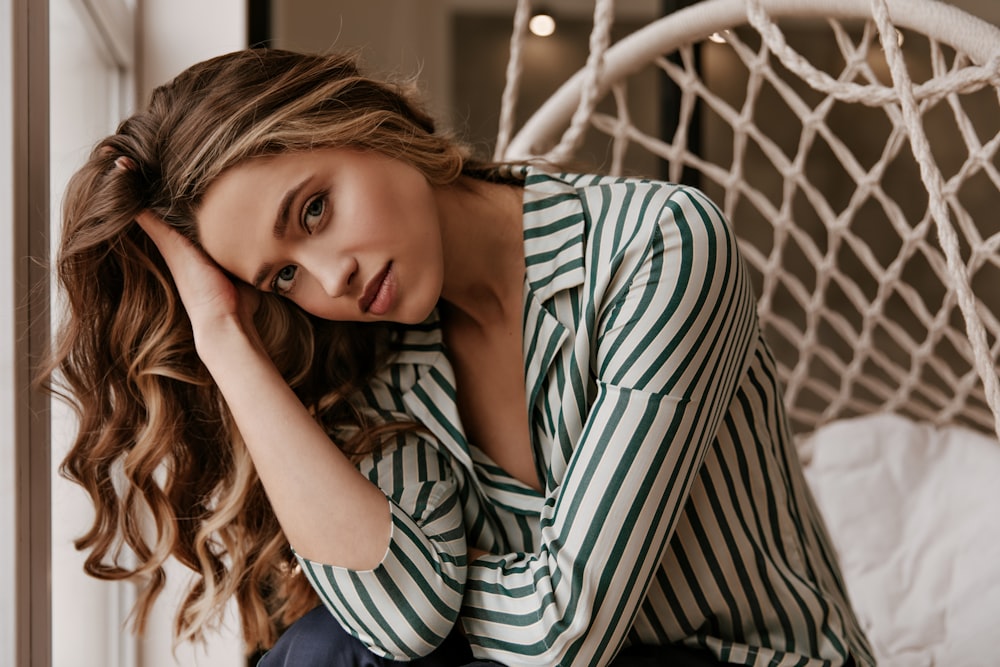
[274, 176, 310, 239]
[252, 176, 310, 289]
[252, 262, 273, 291]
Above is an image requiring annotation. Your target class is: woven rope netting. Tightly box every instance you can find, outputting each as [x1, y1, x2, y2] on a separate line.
[500, 0, 1000, 439]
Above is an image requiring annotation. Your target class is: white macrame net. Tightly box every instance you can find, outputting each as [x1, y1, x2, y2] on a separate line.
[498, 0, 1000, 439]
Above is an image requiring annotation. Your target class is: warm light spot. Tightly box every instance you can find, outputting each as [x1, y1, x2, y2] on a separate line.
[879, 28, 905, 49]
[529, 13, 556, 37]
[708, 30, 731, 44]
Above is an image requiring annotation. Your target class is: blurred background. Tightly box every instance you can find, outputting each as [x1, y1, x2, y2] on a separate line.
[2, 1, 998, 665]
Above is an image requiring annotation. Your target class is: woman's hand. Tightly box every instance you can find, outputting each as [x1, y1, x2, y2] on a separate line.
[137, 214, 390, 571]
[137, 211, 259, 346]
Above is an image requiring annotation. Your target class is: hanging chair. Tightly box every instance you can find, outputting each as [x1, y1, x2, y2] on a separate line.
[498, 1, 1000, 663]
[501, 0, 1000, 439]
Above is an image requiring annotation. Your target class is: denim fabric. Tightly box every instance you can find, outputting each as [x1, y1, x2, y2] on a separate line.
[257, 605, 735, 667]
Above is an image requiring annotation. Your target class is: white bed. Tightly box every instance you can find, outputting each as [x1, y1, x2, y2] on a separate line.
[802, 415, 1000, 666]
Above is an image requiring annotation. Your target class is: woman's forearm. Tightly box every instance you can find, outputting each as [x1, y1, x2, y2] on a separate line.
[196, 319, 391, 570]
[135, 212, 389, 569]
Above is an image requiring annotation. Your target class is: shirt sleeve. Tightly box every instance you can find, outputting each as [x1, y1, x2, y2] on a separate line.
[295, 429, 468, 660]
[460, 185, 760, 665]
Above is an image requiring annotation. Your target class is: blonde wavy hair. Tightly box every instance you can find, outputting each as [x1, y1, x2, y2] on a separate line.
[44, 49, 489, 652]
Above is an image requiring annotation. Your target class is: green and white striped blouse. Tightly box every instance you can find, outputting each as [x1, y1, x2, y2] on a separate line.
[297, 168, 875, 666]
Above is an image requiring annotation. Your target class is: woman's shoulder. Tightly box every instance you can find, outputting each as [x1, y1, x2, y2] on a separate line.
[519, 164, 715, 225]
[516, 165, 735, 295]
[527, 167, 721, 242]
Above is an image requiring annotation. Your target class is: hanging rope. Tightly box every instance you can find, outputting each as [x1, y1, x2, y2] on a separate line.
[545, 0, 617, 165]
[495, 0, 533, 161]
[745, 0, 1000, 439]
[868, 0, 1000, 439]
[744, 0, 1000, 105]
[495, 0, 617, 162]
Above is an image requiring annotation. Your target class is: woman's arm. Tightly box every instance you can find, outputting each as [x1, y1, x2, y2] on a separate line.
[140, 213, 468, 656]
[460, 185, 759, 665]
[195, 324, 393, 569]
[296, 429, 468, 659]
[139, 213, 390, 569]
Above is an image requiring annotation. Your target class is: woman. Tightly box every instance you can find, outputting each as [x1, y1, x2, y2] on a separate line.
[48, 49, 873, 666]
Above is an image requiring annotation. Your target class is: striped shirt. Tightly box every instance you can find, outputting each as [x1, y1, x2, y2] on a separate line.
[297, 169, 875, 666]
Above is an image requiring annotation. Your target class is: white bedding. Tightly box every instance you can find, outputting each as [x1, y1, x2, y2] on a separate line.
[800, 414, 1000, 667]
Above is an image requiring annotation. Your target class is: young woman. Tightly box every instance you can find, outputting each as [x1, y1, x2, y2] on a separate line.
[48, 49, 873, 666]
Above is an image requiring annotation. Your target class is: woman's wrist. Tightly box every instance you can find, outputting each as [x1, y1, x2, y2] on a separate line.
[192, 315, 265, 369]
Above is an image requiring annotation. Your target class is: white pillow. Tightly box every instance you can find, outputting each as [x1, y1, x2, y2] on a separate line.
[799, 414, 1000, 667]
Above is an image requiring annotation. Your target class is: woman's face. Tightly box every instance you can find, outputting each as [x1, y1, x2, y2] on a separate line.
[197, 147, 445, 323]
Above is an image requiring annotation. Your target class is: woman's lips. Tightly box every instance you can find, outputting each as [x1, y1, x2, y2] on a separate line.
[359, 262, 394, 315]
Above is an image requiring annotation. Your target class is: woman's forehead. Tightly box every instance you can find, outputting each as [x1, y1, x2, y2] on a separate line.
[196, 157, 290, 281]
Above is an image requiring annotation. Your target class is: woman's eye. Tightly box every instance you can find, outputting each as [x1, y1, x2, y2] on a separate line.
[303, 196, 325, 233]
[273, 265, 297, 294]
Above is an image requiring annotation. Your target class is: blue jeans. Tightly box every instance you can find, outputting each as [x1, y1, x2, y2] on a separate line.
[256, 606, 725, 666]
[256, 606, 498, 667]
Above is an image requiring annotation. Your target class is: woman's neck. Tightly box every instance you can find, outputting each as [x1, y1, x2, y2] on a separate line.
[434, 176, 525, 332]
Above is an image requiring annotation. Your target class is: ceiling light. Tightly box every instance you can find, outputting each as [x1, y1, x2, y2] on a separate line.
[529, 12, 556, 37]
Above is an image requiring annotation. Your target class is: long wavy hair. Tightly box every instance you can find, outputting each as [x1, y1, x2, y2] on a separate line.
[43, 49, 486, 651]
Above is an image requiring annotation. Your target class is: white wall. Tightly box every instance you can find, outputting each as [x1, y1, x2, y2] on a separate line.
[49, 1, 134, 665]
[140, 0, 246, 104]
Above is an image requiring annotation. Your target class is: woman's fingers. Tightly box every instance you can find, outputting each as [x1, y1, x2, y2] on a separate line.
[135, 210, 242, 329]
[135, 209, 167, 241]
[136, 210, 204, 274]
[135, 209, 175, 252]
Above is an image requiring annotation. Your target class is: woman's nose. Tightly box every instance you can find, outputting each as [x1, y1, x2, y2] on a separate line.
[316, 256, 358, 298]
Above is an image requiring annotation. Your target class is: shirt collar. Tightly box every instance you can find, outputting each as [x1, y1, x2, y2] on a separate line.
[520, 166, 588, 303]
